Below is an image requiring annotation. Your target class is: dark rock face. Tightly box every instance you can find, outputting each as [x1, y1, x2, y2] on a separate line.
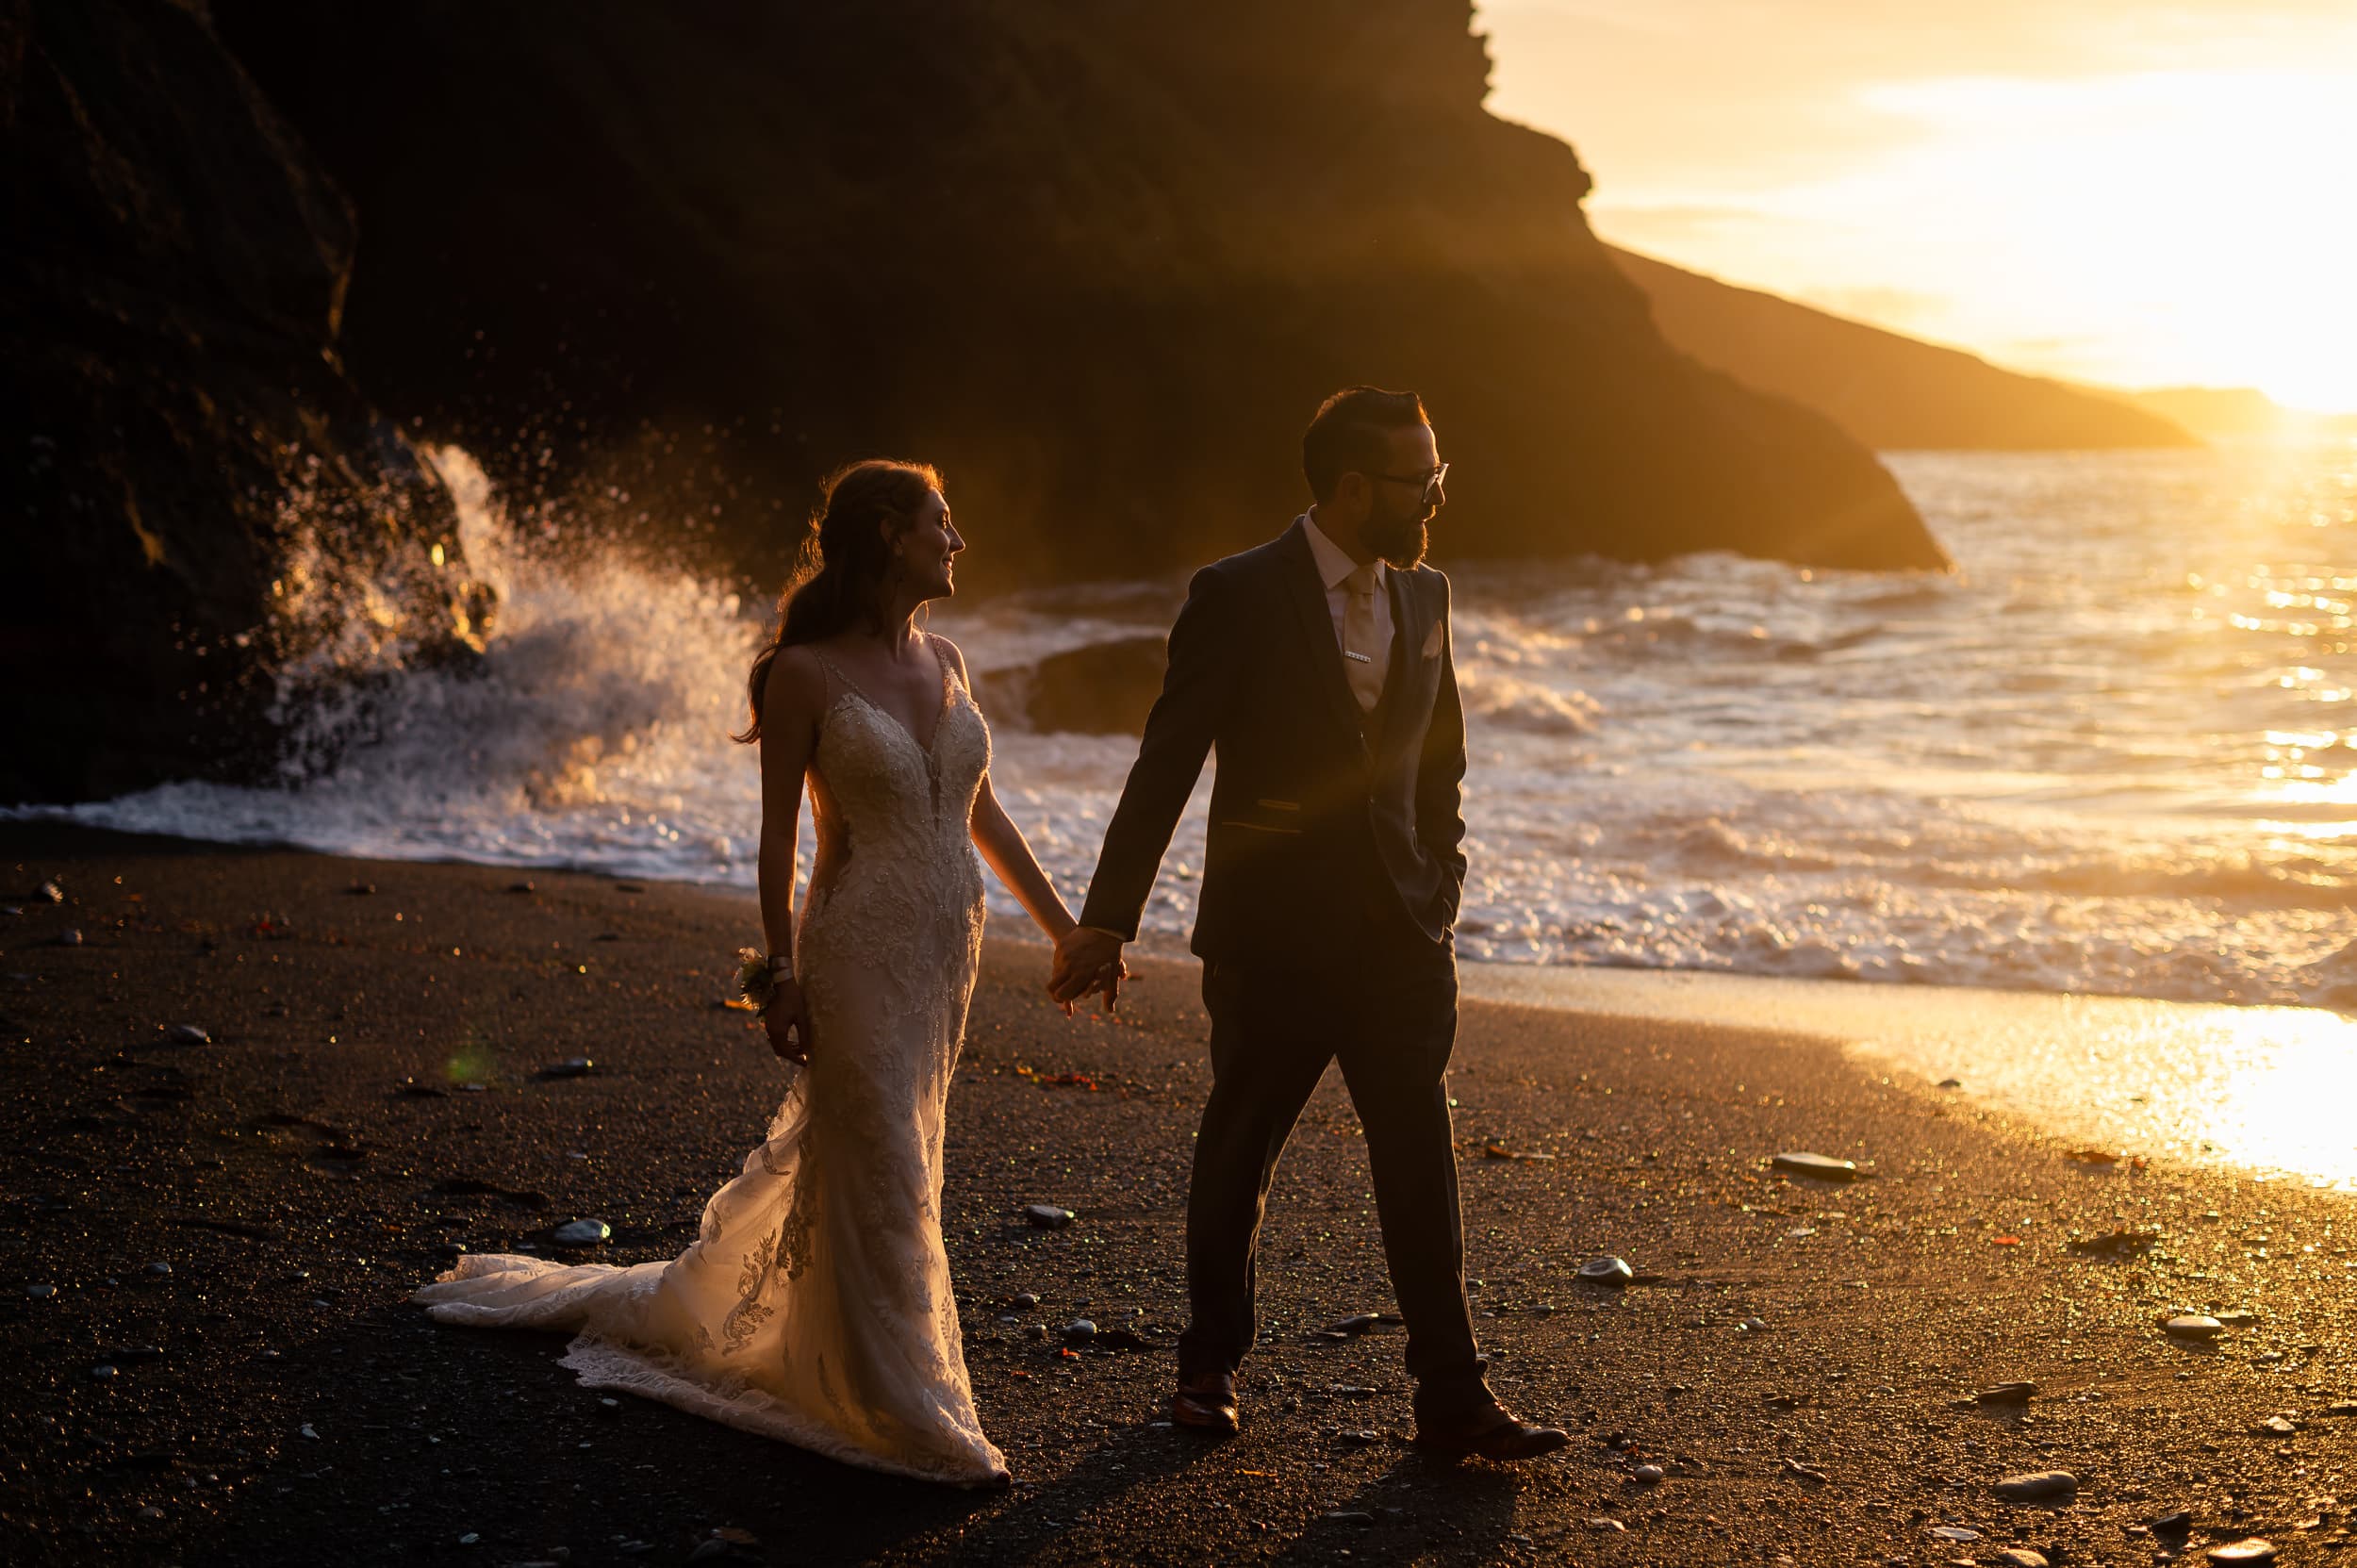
[0, 0, 485, 802]
[1611, 247, 2199, 452]
[216, 0, 1945, 594]
[977, 635, 1170, 737]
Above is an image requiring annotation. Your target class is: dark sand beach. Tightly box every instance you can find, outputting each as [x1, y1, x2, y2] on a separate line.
[3, 824, 2350, 1566]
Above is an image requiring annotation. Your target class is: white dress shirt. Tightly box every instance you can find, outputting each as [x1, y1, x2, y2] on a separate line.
[1303, 509, 1392, 702]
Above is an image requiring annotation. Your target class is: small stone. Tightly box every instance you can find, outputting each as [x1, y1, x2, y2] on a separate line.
[1937, 1077, 1962, 1088]
[2259, 1416, 2297, 1435]
[25, 1283, 55, 1299]
[1011, 1292, 1038, 1311]
[1632, 1464, 1665, 1484]
[2208, 1542, 2278, 1565]
[141, 1261, 172, 1279]
[40, 880, 64, 903]
[458, 1532, 480, 1545]
[1025, 1324, 1047, 1342]
[1586, 1518, 1627, 1533]
[1772, 1151, 1862, 1180]
[1335, 1429, 1380, 1446]
[1322, 1312, 1382, 1335]
[2328, 1402, 2357, 1417]
[346, 883, 375, 896]
[2149, 1511, 2194, 1537]
[544, 1057, 593, 1078]
[138, 1506, 166, 1520]
[1993, 1471, 2077, 1504]
[166, 1025, 209, 1046]
[89, 1363, 118, 1381]
[300, 1424, 319, 1440]
[1739, 1316, 1767, 1333]
[552, 1219, 612, 1246]
[1324, 1510, 1376, 1527]
[1023, 1204, 1075, 1230]
[1577, 1256, 1635, 1287]
[57, 928, 81, 947]
[1063, 1319, 1096, 1344]
[506, 882, 536, 893]
[2165, 1314, 2224, 1339]
[1991, 1551, 2049, 1568]
[1977, 1382, 2036, 1406]
[1927, 1526, 1982, 1542]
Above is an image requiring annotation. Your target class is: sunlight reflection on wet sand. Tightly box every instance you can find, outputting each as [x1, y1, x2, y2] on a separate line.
[1459, 963, 2357, 1192]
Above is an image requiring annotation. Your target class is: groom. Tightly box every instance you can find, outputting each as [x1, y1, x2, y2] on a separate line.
[1053, 388, 1566, 1461]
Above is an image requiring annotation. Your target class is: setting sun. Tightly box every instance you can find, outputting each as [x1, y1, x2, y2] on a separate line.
[1486, 2, 2357, 411]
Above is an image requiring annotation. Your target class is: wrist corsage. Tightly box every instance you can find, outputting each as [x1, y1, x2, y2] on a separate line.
[735, 948, 793, 1015]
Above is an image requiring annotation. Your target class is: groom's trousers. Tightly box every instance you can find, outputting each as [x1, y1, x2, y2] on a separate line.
[1176, 921, 1489, 1419]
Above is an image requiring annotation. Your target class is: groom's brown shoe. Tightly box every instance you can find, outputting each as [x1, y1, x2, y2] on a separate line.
[1172, 1370, 1240, 1434]
[1412, 1402, 1570, 1462]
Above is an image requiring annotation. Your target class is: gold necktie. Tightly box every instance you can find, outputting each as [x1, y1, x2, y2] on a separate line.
[1342, 564, 1383, 713]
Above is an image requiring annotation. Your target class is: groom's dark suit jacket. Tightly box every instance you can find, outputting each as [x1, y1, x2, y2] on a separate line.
[1080, 517, 1468, 959]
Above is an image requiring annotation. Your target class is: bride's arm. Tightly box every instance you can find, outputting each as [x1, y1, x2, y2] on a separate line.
[933, 637, 1081, 943]
[755, 647, 825, 1059]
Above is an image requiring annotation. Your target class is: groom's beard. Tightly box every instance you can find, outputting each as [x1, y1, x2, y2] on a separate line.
[1367, 507, 1431, 570]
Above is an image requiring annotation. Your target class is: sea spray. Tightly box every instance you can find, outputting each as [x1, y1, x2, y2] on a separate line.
[22, 437, 2357, 1011]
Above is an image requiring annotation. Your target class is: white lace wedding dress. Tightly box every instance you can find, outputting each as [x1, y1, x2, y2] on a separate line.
[414, 637, 1007, 1484]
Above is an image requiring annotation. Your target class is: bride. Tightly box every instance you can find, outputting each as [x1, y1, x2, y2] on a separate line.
[414, 459, 1120, 1484]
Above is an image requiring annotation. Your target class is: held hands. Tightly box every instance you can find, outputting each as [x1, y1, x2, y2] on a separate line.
[1048, 926, 1128, 1015]
[762, 977, 815, 1065]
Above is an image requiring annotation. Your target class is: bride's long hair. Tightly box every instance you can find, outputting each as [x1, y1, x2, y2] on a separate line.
[733, 458, 943, 745]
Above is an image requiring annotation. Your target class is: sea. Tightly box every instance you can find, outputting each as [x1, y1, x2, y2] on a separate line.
[32, 437, 2357, 1015]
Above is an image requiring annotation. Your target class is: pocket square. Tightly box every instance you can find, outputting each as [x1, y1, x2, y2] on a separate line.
[1420, 620, 1445, 659]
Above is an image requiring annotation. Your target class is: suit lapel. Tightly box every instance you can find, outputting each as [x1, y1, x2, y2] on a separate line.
[1277, 519, 1373, 751]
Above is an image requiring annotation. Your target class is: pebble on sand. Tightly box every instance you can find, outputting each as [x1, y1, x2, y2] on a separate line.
[1023, 1204, 1076, 1230]
[40, 880, 64, 903]
[1990, 1551, 2049, 1568]
[2257, 1415, 2297, 1435]
[1976, 1382, 2036, 1406]
[1063, 1319, 1096, 1344]
[57, 928, 82, 947]
[1772, 1151, 1863, 1181]
[141, 1261, 172, 1279]
[25, 1283, 55, 1299]
[2206, 1542, 2278, 1565]
[1926, 1526, 1982, 1543]
[1577, 1256, 1635, 1287]
[2163, 1314, 2224, 1339]
[1992, 1471, 2077, 1504]
[544, 1057, 594, 1078]
[552, 1219, 612, 1246]
[1632, 1464, 1665, 1484]
[166, 1024, 209, 1045]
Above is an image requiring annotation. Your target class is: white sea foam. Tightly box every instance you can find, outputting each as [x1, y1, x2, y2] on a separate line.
[26, 437, 2357, 1009]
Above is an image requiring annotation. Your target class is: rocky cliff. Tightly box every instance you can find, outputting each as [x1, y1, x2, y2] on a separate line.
[1610, 247, 2198, 452]
[1, 0, 486, 801]
[214, 0, 1947, 590]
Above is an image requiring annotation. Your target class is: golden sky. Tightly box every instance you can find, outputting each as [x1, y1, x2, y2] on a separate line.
[1479, 0, 2357, 412]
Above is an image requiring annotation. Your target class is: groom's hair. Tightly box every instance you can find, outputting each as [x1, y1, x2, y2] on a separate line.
[1303, 387, 1429, 503]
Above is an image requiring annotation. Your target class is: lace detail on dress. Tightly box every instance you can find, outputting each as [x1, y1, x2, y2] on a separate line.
[413, 635, 1002, 1485]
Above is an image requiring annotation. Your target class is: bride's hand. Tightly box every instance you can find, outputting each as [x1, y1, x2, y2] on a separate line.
[763, 979, 814, 1065]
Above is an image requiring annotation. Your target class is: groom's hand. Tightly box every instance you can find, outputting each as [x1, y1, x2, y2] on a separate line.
[1050, 926, 1127, 1013]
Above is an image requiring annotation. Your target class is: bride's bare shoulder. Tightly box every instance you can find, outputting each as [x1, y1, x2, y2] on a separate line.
[924, 631, 974, 686]
[763, 641, 832, 716]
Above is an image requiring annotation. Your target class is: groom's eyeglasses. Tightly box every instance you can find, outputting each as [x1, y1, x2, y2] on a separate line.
[1374, 463, 1449, 503]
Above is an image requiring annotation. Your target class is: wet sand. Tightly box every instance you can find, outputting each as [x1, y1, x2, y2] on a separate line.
[2, 823, 2351, 1566]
